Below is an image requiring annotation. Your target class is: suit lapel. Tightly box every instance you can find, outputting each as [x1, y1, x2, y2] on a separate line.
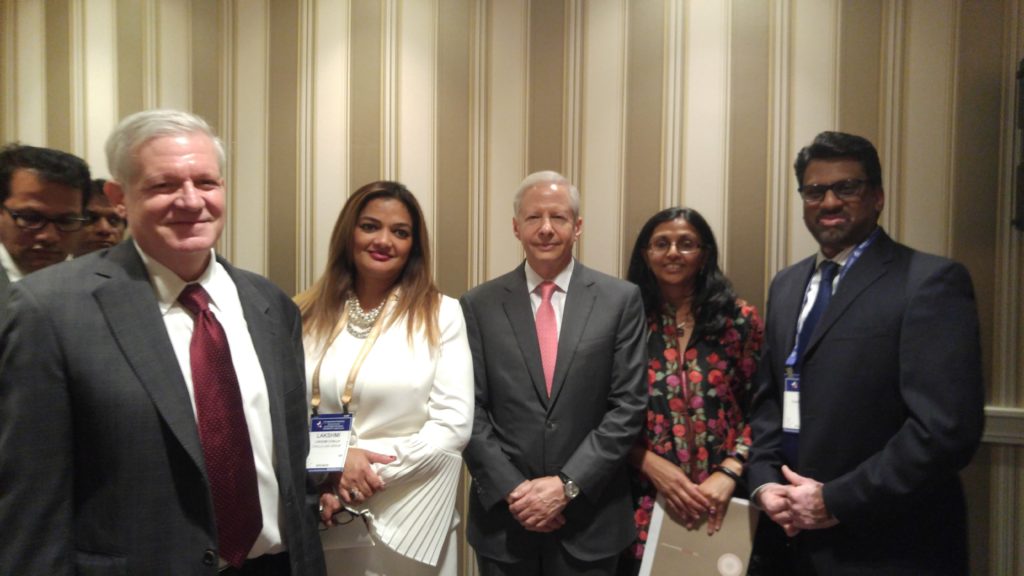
[501, 264, 550, 406]
[805, 230, 893, 355]
[548, 263, 596, 405]
[94, 242, 206, 470]
[775, 257, 816, 363]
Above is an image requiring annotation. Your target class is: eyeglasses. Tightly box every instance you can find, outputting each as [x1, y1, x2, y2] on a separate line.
[85, 212, 127, 228]
[318, 506, 371, 532]
[798, 179, 868, 204]
[1, 207, 88, 232]
[647, 237, 702, 255]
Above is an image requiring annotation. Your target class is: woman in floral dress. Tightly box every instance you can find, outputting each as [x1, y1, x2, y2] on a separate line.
[619, 207, 763, 575]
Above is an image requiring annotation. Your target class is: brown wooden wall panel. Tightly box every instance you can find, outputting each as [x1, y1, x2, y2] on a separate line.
[527, 0, 564, 175]
[267, 0, 299, 294]
[350, 0, 383, 191]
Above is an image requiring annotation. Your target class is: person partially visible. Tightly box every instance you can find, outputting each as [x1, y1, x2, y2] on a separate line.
[299, 181, 474, 575]
[617, 207, 762, 575]
[460, 171, 647, 576]
[0, 143, 90, 300]
[73, 178, 127, 256]
[746, 131, 985, 575]
[0, 110, 326, 575]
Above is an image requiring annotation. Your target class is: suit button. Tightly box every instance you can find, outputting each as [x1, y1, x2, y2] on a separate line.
[202, 549, 217, 566]
[546, 421, 557, 431]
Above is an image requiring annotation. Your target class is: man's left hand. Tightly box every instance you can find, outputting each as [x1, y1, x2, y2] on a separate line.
[507, 476, 569, 532]
[781, 465, 838, 531]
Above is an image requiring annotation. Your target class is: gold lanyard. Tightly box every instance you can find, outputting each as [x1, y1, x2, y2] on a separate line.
[310, 291, 393, 415]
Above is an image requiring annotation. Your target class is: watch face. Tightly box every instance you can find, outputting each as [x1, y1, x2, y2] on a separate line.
[564, 480, 580, 499]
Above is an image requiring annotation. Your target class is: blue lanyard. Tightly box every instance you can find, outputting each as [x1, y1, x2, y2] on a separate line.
[785, 228, 881, 368]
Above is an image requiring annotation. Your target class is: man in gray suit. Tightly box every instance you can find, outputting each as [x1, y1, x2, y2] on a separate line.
[460, 171, 647, 575]
[0, 144, 91, 304]
[0, 110, 326, 575]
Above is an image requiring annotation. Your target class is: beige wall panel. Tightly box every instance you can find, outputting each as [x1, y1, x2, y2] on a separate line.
[228, 2, 269, 274]
[527, 0, 565, 174]
[396, 0, 437, 242]
[310, 0, 350, 281]
[787, 0, 839, 264]
[45, 0, 72, 152]
[191, 1, 220, 131]
[578, 0, 626, 276]
[115, 0, 145, 120]
[485, 0, 528, 280]
[952, 2, 1003, 402]
[621, 0, 664, 274]
[726, 0, 770, 310]
[899, 0, 955, 256]
[10, 0, 46, 144]
[837, 0, 882, 145]
[662, 0, 685, 208]
[681, 0, 729, 247]
[267, 0, 300, 294]
[155, 0, 190, 110]
[81, 0, 117, 176]
[436, 0, 471, 297]
[350, 0, 382, 190]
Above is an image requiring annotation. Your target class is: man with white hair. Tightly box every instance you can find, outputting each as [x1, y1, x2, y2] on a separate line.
[0, 110, 326, 575]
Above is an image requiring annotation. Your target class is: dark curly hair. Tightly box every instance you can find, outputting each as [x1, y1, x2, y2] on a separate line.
[627, 207, 736, 338]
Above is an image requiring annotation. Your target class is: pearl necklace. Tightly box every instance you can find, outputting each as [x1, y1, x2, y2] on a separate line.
[345, 294, 387, 339]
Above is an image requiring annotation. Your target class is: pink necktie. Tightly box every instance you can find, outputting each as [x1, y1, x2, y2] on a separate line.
[536, 281, 558, 397]
[179, 284, 263, 568]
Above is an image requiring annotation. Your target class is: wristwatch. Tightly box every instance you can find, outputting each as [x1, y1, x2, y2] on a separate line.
[559, 472, 580, 500]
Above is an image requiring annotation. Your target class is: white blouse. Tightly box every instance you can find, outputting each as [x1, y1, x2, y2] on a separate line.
[305, 295, 474, 566]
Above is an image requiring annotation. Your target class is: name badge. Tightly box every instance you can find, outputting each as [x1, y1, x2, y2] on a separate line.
[782, 375, 801, 433]
[307, 413, 353, 473]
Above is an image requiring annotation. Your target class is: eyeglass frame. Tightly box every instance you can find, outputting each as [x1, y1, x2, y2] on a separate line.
[318, 505, 371, 532]
[646, 237, 703, 256]
[1, 205, 89, 232]
[797, 178, 870, 204]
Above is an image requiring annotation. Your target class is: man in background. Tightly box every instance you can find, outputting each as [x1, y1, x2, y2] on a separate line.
[73, 178, 127, 256]
[747, 131, 985, 575]
[0, 143, 90, 300]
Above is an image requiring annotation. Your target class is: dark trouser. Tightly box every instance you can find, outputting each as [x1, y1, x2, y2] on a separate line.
[219, 552, 291, 576]
[476, 534, 619, 576]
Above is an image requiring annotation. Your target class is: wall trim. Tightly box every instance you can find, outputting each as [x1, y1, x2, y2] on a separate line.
[297, 0, 315, 291]
[468, 0, 486, 288]
[766, 0, 791, 281]
[661, 0, 684, 209]
[382, 0, 397, 179]
[984, 406, 1024, 446]
[880, 0, 905, 238]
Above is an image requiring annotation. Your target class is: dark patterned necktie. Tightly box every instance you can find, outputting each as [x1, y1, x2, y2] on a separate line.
[179, 284, 262, 568]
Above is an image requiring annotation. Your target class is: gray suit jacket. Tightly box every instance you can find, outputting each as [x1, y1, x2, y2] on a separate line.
[748, 230, 984, 575]
[460, 261, 647, 563]
[0, 262, 10, 312]
[0, 241, 326, 576]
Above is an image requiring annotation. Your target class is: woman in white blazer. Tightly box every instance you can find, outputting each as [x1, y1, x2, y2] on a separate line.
[296, 181, 473, 576]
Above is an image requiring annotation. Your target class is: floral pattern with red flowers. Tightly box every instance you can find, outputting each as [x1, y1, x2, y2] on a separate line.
[625, 299, 763, 561]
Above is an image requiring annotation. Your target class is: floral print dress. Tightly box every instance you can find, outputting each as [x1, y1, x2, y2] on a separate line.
[626, 298, 763, 561]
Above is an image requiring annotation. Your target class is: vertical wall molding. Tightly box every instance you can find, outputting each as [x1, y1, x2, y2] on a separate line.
[297, 0, 315, 290]
[880, 0, 905, 237]
[945, 2, 964, 256]
[382, 0, 397, 179]
[661, 0, 685, 209]
[1, 1, 16, 142]
[469, 0, 487, 288]
[68, 0, 85, 155]
[564, 0, 583, 186]
[767, 0, 791, 279]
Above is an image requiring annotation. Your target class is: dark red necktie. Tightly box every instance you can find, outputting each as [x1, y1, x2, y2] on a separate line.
[179, 284, 262, 568]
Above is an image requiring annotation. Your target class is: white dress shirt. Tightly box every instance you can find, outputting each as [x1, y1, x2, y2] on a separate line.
[0, 243, 24, 282]
[135, 242, 285, 559]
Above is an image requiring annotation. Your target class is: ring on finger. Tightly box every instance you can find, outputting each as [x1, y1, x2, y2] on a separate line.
[350, 488, 362, 500]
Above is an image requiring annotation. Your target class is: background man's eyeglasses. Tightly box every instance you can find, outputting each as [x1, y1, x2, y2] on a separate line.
[2, 207, 88, 232]
[798, 179, 868, 204]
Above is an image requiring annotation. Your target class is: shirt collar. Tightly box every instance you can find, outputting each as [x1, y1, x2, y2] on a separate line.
[525, 258, 574, 295]
[0, 243, 24, 282]
[133, 240, 225, 315]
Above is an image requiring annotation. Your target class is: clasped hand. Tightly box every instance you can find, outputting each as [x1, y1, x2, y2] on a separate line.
[644, 453, 738, 535]
[758, 465, 838, 536]
[506, 477, 567, 533]
[318, 447, 396, 526]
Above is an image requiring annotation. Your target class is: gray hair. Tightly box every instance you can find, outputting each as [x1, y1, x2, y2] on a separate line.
[513, 170, 580, 219]
[105, 109, 226, 184]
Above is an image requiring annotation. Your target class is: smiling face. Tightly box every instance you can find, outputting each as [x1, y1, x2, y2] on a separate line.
[801, 158, 883, 258]
[106, 133, 224, 280]
[351, 197, 414, 291]
[643, 217, 706, 296]
[513, 182, 582, 279]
